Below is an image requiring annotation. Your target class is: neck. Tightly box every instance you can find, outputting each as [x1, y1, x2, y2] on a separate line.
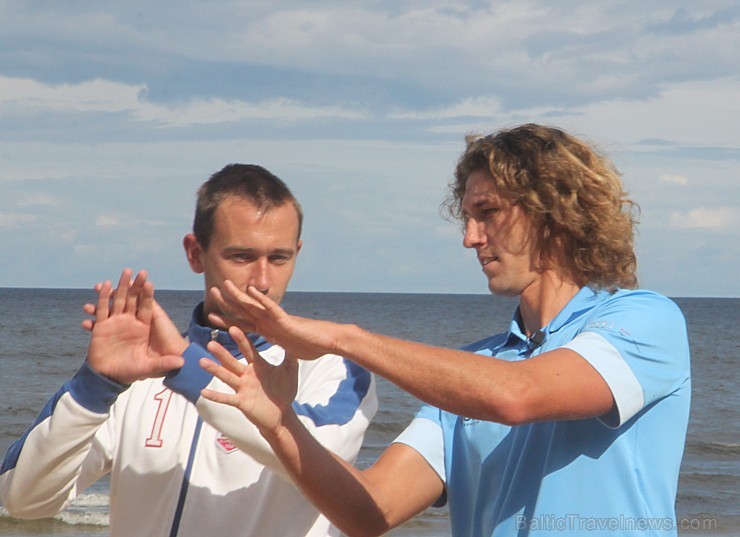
[197, 299, 224, 330]
[518, 271, 581, 336]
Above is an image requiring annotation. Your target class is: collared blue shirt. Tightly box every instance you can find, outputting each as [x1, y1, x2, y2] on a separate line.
[395, 287, 691, 537]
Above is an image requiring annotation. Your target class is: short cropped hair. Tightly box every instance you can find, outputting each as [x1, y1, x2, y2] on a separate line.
[445, 123, 638, 290]
[193, 164, 303, 250]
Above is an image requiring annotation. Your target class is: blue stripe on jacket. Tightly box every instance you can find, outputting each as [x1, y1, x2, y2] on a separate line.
[1, 362, 125, 474]
[292, 360, 372, 426]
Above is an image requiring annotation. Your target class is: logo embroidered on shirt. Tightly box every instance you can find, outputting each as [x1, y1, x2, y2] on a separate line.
[216, 434, 239, 454]
[586, 320, 614, 330]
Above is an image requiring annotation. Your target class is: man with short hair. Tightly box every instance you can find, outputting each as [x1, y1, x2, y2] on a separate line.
[201, 126, 691, 537]
[0, 164, 377, 537]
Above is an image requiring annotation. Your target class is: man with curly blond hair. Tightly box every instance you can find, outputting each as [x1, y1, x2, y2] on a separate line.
[182, 125, 690, 537]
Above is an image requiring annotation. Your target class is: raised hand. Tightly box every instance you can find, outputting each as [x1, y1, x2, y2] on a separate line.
[150, 299, 189, 357]
[84, 269, 184, 385]
[208, 280, 343, 361]
[200, 326, 298, 435]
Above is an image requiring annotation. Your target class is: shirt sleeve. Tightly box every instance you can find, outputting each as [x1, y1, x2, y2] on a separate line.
[393, 405, 446, 483]
[0, 362, 121, 518]
[562, 290, 690, 428]
[290, 354, 377, 464]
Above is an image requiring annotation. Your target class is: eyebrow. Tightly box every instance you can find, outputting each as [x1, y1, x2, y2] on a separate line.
[224, 246, 296, 256]
[462, 196, 495, 212]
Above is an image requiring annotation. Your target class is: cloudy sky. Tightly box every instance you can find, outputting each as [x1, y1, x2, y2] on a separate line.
[1, 1, 738, 297]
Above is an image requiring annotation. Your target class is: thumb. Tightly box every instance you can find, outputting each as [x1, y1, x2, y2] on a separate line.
[147, 354, 186, 378]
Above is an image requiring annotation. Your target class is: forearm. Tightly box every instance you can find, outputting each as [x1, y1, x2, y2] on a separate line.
[262, 411, 398, 537]
[196, 394, 293, 478]
[334, 324, 615, 424]
[196, 323, 437, 534]
[234, 287, 530, 421]
[335, 324, 531, 423]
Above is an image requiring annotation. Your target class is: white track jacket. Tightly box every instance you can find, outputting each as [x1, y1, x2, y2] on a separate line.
[1, 304, 377, 537]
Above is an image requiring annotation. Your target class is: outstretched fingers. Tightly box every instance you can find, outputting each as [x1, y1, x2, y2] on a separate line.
[125, 270, 148, 315]
[95, 280, 113, 322]
[85, 271, 152, 331]
[82, 292, 99, 331]
[206, 282, 267, 333]
[136, 279, 154, 326]
[222, 280, 267, 317]
[209, 281, 286, 331]
[204, 340, 246, 382]
[111, 269, 133, 315]
[205, 287, 233, 329]
[227, 325, 262, 364]
[200, 340, 246, 406]
[245, 285, 287, 320]
[200, 384, 240, 407]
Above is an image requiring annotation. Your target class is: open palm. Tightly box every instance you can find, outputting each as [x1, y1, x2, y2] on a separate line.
[86, 270, 184, 385]
[201, 326, 298, 435]
[209, 281, 341, 361]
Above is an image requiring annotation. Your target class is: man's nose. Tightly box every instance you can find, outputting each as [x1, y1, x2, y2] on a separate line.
[250, 259, 271, 294]
[462, 219, 484, 249]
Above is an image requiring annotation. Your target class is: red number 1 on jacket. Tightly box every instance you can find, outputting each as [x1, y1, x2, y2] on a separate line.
[145, 388, 174, 448]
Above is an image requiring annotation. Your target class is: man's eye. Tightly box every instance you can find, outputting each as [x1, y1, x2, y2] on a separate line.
[232, 254, 254, 262]
[270, 256, 290, 265]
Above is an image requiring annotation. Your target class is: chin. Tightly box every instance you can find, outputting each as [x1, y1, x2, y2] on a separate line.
[487, 281, 520, 297]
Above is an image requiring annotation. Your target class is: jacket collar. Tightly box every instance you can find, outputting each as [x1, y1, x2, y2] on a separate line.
[186, 302, 272, 357]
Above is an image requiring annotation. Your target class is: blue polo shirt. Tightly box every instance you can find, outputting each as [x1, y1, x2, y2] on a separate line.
[395, 287, 691, 537]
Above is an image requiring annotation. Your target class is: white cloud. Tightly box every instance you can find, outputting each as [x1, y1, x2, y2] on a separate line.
[0, 211, 37, 227]
[0, 75, 367, 126]
[660, 174, 689, 185]
[388, 96, 503, 120]
[670, 206, 738, 230]
[134, 97, 367, 126]
[0, 76, 144, 113]
[93, 214, 170, 229]
[213, 2, 740, 108]
[0, 1, 739, 297]
[15, 192, 60, 206]
[417, 76, 740, 151]
[95, 215, 120, 227]
[3, 2, 738, 110]
[567, 77, 740, 147]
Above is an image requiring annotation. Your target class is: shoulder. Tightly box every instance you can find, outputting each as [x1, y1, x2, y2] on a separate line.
[584, 288, 686, 330]
[572, 287, 690, 365]
[606, 288, 681, 311]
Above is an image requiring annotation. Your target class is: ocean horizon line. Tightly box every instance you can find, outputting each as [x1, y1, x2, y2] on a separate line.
[1, 286, 738, 300]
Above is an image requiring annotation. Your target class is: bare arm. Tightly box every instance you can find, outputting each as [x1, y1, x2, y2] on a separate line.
[262, 414, 443, 537]
[336, 327, 613, 424]
[199, 329, 443, 537]
[211, 282, 614, 425]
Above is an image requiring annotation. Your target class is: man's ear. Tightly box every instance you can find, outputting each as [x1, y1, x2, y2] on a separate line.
[296, 239, 303, 256]
[183, 233, 205, 274]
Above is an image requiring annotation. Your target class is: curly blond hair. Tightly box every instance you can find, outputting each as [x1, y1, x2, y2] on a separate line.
[445, 124, 639, 290]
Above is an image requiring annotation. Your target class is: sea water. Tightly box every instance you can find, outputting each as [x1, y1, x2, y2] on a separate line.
[0, 289, 737, 536]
